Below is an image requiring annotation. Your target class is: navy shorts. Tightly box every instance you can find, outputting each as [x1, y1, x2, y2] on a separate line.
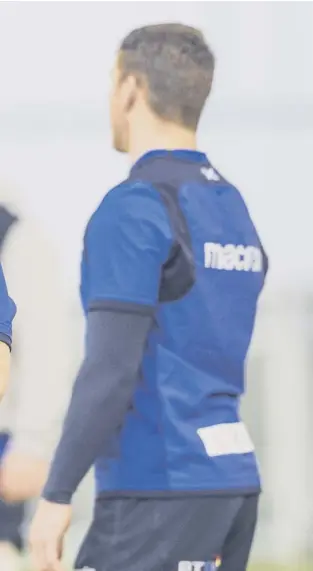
[75, 494, 259, 571]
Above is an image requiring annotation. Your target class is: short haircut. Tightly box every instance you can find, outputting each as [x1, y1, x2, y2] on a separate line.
[119, 23, 215, 130]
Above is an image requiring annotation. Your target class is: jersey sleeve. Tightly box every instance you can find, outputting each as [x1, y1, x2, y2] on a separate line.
[0, 263, 16, 347]
[84, 184, 173, 313]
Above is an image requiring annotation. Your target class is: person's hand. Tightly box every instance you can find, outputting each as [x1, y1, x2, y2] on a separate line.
[29, 498, 72, 571]
[0, 451, 49, 502]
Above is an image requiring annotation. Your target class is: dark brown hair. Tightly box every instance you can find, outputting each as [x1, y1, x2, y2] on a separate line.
[119, 23, 215, 130]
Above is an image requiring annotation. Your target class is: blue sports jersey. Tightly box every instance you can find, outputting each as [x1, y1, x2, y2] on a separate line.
[80, 150, 267, 495]
[0, 263, 15, 349]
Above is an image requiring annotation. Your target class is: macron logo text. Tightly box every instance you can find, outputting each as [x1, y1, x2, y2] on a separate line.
[204, 242, 262, 273]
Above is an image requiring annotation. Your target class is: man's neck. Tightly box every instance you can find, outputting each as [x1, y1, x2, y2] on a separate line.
[128, 120, 198, 165]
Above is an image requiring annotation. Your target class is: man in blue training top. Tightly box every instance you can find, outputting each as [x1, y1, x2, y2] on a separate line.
[0, 263, 15, 400]
[30, 23, 267, 571]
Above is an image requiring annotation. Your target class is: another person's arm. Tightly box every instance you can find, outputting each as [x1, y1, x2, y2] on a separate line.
[0, 262, 16, 399]
[0, 219, 72, 502]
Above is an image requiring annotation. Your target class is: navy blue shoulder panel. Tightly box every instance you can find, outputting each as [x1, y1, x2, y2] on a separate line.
[129, 156, 198, 303]
[0, 206, 18, 253]
[153, 182, 195, 302]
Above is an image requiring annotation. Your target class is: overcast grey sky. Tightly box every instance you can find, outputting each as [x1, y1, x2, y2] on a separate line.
[0, 2, 312, 295]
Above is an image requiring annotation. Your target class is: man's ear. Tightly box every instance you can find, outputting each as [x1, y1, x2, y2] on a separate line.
[121, 75, 138, 114]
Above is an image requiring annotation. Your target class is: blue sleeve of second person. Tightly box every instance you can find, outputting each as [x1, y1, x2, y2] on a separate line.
[85, 183, 173, 312]
[0, 264, 16, 348]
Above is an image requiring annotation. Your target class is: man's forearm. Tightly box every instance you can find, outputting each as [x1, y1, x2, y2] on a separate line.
[42, 308, 153, 504]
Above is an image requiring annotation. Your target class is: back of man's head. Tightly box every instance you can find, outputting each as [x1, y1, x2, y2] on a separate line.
[119, 23, 215, 131]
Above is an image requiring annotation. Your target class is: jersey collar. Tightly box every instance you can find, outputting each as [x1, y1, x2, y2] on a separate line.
[131, 149, 209, 172]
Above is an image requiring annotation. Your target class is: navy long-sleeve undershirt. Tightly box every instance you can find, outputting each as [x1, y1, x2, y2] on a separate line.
[42, 307, 153, 504]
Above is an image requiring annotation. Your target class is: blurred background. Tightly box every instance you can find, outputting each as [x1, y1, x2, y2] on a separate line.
[0, 1, 313, 570]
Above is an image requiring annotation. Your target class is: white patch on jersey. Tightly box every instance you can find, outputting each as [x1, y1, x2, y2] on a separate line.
[201, 167, 220, 182]
[178, 562, 206, 571]
[204, 242, 262, 272]
[178, 561, 221, 571]
[197, 422, 255, 457]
